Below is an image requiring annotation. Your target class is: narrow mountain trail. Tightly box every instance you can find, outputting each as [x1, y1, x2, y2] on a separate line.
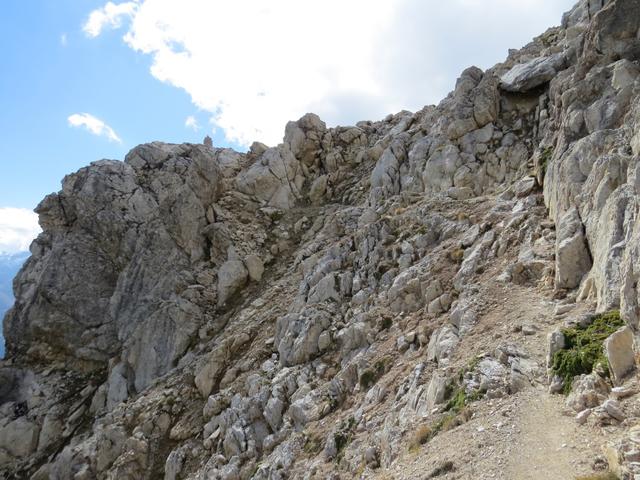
[505, 389, 594, 480]
[472, 276, 601, 480]
[479, 270, 599, 479]
[372, 260, 603, 479]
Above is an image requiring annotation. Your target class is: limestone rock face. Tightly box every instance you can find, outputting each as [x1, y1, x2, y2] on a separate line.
[6, 1, 640, 478]
[555, 207, 592, 290]
[585, 0, 640, 61]
[235, 145, 304, 209]
[5, 143, 222, 392]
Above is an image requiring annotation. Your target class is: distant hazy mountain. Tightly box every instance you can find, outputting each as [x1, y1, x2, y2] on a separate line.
[0, 251, 29, 357]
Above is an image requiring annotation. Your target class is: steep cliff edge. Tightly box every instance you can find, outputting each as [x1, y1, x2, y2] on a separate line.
[3, 1, 640, 478]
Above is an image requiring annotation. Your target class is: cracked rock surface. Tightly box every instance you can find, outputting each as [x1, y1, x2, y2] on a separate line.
[4, 1, 640, 479]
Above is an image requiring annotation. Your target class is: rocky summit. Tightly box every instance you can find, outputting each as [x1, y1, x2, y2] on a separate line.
[3, 1, 640, 478]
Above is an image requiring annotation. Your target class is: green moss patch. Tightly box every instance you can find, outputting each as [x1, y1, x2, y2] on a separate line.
[551, 311, 624, 394]
[539, 146, 553, 179]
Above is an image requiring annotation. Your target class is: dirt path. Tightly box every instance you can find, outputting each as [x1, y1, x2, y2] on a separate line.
[505, 388, 589, 480]
[371, 252, 604, 480]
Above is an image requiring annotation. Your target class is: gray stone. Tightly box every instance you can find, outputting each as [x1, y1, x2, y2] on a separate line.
[603, 399, 625, 422]
[309, 175, 328, 205]
[218, 257, 248, 306]
[547, 329, 566, 368]
[604, 326, 636, 385]
[576, 408, 592, 425]
[37, 413, 63, 452]
[5, 143, 222, 393]
[566, 374, 610, 413]
[499, 54, 566, 92]
[263, 397, 285, 431]
[514, 176, 537, 198]
[0, 417, 40, 458]
[245, 255, 265, 282]
[317, 331, 332, 352]
[307, 274, 339, 303]
[555, 208, 592, 290]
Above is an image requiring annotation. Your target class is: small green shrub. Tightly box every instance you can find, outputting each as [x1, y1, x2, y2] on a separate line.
[444, 386, 483, 413]
[409, 368, 481, 451]
[359, 370, 377, 389]
[551, 311, 624, 394]
[325, 392, 340, 412]
[444, 359, 484, 414]
[374, 358, 387, 373]
[456, 355, 482, 382]
[444, 388, 467, 412]
[334, 431, 350, 454]
[379, 316, 393, 331]
[332, 416, 356, 460]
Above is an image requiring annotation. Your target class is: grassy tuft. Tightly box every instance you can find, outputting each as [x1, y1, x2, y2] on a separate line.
[551, 311, 624, 394]
[408, 407, 473, 451]
[448, 247, 465, 264]
[303, 434, 323, 455]
[410, 423, 434, 450]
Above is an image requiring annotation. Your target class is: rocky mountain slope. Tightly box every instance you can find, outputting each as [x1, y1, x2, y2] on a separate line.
[3, 0, 640, 478]
[0, 252, 30, 357]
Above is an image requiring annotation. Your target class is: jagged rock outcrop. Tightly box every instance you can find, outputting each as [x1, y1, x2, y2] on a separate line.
[4, 0, 640, 478]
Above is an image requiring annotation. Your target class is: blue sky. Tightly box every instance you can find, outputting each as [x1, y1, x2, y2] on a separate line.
[0, 1, 233, 212]
[0, 0, 577, 253]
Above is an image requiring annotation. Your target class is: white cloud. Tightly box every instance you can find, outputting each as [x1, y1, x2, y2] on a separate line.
[85, 0, 577, 147]
[60, 33, 68, 46]
[185, 115, 200, 131]
[68, 113, 122, 143]
[83, 1, 138, 38]
[0, 208, 40, 254]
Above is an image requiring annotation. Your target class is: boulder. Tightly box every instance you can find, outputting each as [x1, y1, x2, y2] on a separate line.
[309, 175, 328, 205]
[604, 326, 636, 385]
[426, 325, 459, 364]
[0, 417, 40, 458]
[555, 208, 592, 290]
[218, 257, 248, 306]
[499, 54, 566, 92]
[245, 255, 265, 282]
[566, 374, 610, 413]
